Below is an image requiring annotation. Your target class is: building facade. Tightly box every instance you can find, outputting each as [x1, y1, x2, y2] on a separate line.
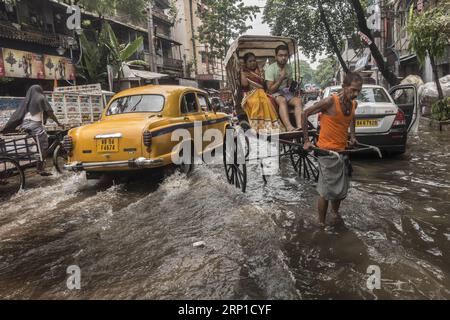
[0, 0, 188, 95]
[173, 0, 225, 90]
[0, 0, 81, 95]
[341, 0, 449, 86]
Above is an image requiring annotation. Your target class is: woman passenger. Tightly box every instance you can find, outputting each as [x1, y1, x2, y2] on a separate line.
[240, 52, 281, 132]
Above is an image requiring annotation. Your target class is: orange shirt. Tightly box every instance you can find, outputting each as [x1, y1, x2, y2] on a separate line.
[317, 94, 356, 152]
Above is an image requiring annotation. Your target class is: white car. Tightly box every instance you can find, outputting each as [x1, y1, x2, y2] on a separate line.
[306, 84, 419, 154]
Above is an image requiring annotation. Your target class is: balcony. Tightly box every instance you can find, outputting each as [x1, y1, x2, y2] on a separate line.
[0, 20, 78, 50]
[152, 7, 172, 25]
[155, 0, 171, 10]
[163, 57, 183, 71]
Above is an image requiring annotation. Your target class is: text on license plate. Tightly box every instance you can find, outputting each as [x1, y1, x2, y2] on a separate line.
[356, 119, 379, 127]
[97, 138, 119, 152]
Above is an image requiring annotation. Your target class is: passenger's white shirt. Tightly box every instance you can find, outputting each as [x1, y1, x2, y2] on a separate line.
[24, 111, 43, 122]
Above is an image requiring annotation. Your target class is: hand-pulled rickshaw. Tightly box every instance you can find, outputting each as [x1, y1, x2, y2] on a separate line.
[222, 35, 382, 193]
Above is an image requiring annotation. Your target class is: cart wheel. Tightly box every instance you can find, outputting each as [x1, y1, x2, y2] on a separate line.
[290, 148, 320, 182]
[53, 144, 68, 174]
[0, 157, 25, 201]
[288, 137, 320, 182]
[223, 132, 247, 193]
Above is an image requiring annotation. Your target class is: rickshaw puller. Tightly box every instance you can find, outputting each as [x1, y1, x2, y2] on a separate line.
[302, 73, 363, 226]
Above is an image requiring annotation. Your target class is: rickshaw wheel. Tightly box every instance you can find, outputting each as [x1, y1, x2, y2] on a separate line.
[223, 131, 248, 193]
[0, 157, 25, 201]
[288, 137, 320, 182]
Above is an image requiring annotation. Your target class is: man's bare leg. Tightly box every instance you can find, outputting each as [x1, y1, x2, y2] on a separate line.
[289, 97, 303, 129]
[276, 96, 295, 131]
[318, 196, 329, 226]
[331, 200, 341, 216]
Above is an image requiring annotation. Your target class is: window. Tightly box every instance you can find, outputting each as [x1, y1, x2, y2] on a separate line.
[181, 93, 199, 114]
[357, 88, 391, 103]
[197, 94, 211, 112]
[107, 95, 165, 115]
[201, 51, 207, 64]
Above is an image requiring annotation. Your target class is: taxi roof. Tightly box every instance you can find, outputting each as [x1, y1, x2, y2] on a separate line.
[113, 85, 207, 99]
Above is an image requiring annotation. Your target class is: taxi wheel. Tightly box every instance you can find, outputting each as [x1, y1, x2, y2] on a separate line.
[178, 142, 194, 175]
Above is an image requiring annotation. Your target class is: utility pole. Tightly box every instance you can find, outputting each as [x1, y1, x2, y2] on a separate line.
[189, 0, 198, 77]
[147, 1, 157, 74]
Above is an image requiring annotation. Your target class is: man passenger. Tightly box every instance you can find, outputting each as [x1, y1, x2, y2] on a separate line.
[265, 45, 303, 132]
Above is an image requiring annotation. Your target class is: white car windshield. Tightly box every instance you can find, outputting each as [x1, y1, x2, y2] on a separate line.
[107, 95, 165, 115]
[358, 88, 391, 103]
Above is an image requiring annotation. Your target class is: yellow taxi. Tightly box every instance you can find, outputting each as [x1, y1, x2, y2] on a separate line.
[63, 85, 231, 177]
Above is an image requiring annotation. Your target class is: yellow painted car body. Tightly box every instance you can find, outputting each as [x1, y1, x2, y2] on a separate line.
[65, 85, 231, 173]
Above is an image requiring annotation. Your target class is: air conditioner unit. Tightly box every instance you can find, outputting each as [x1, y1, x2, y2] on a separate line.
[368, 12, 381, 31]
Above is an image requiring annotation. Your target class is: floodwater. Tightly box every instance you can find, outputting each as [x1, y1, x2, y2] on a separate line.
[0, 124, 449, 299]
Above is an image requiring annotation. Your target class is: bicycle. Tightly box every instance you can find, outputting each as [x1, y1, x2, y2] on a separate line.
[47, 130, 69, 174]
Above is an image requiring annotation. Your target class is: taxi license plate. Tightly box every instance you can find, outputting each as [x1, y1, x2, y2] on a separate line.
[356, 119, 379, 128]
[97, 138, 119, 153]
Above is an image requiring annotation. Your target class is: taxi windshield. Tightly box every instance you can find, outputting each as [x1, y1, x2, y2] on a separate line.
[107, 95, 164, 115]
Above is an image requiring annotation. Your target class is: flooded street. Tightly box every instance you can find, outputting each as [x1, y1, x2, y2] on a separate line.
[0, 124, 449, 300]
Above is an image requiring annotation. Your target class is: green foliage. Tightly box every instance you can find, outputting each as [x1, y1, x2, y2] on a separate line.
[197, 0, 260, 60]
[0, 0, 16, 5]
[101, 22, 144, 79]
[78, 22, 144, 84]
[295, 60, 315, 85]
[263, 0, 357, 59]
[185, 60, 195, 78]
[167, 0, 180, 24]
[56, 0, 147, 24]
[77, 27, 109, 84]
[314, 57, 337, 88]
[408, 2, 450, 66]
[431, 98, 450, 121]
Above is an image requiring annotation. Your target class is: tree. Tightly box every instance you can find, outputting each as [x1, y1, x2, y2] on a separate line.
[78, 26, 109, 85]
[264, 0, 355, 72]
[408, 2, 450, 100]
[296, 60, 316, 85]
[264, 0, 401, 86]
[78, 22, 144, 85]
[102, 22, 145, 82]
[315, 57, 337, 88]
[58, 0, 147, 24]
[197, 0, 259, 62]
[348, 0, 399, 86]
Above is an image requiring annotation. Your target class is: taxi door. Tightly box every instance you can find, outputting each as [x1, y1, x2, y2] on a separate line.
[180, 92, 207, 159]
[197, 93, 225, 154]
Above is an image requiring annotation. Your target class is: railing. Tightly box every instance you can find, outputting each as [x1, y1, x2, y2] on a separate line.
[155, 31, 173, 39]
[163, 57, 183, 70]
[152, 7, 172, 24]
[0, 21, 78, 49]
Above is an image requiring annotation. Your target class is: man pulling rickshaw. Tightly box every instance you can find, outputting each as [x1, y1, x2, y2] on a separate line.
[302, 73, 363, 226]
[224, 36, 381, 226]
